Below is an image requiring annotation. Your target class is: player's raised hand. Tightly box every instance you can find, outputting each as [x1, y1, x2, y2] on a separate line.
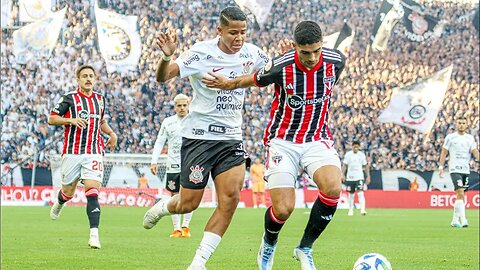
[201, 72, 231, 90]
[276, 38, 294, 55]
[71, 118, 88, 129]
[156, 27, 178, 57]
[150, 164, 158, 175]
[105, 132, 117, 151]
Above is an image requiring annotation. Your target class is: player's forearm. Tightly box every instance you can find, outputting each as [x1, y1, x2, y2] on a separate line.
[48, 115, 73, 126]
[227, 74, 256, 90]
[472, 149, 479, 161]
[156, 57, 175, 82]
[439, 149, 448, 167]
[100, 121, 115, 136]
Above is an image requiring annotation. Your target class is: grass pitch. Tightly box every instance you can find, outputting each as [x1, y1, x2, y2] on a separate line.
[1, 206, 478, 270]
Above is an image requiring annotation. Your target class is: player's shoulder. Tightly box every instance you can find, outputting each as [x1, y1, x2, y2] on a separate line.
[272, 50, 295, 68]
[322, 47, 345, 64]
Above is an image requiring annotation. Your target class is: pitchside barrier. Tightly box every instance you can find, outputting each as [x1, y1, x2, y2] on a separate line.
[1, 154, 479, 208]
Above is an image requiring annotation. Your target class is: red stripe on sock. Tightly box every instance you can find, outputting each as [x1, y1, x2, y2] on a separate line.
[85, 187, 99, 197]
[269, 207, 286, 224]
[318, 191, 339, 206]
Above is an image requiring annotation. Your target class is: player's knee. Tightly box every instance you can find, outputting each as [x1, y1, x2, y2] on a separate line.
[273, 204, 294, 220]
[321, 184, 342, 198]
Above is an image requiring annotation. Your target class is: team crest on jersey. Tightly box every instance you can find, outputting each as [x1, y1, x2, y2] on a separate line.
[323, 76, 336, 90]
[242, 61, 254, 75]
[167, 180, 176, 190]
[189, 165, 204, 184]
[271, 153, 283, 165]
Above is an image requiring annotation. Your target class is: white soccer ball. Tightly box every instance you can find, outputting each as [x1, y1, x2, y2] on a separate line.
[353, 253, 392, 270]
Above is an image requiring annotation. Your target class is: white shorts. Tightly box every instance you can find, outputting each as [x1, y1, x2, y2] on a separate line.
[61, 154, 104, 185]
[265, 138, 341, 189]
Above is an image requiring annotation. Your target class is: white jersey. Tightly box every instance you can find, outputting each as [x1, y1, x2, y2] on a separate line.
[151, 115, 184, 173]
[443, 132, 476, 174]
[343, 150, 367, 181]
[176, 37, 269, 140]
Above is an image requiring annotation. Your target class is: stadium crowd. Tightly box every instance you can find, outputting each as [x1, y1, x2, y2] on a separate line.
[1, 0, 478, 173]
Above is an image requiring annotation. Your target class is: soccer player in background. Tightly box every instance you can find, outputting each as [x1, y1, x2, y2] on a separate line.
[203, 20, 346, 270]
[142, 6, 269, 270]
[439, 116, 479, 228]
[48, 64, 117, 249]
[342, 140, 370, 216]
[150, 93, 193, 238]
[250, 158, 266, 208]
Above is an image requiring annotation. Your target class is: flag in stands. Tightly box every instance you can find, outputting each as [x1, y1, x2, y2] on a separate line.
[1, 0, 12, 28]
[94, 4, 141, 74]
[323, 22, 355, 57]
[12, 7, 66, 64]
[378, 65, 453, 134]
[401, 0, 444, 42]
[370, 0, 404, 52]
[18, 0, 52, 22]
[234, 0, 274, 26]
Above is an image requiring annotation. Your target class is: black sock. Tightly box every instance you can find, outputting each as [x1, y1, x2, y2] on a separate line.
[57, 191, 72, 205]
[264, 206, 286, 246]
[299, 193, 338, 248]
[86, 195, 101, 228]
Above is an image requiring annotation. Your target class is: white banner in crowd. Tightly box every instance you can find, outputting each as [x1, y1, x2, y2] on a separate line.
[234, 0, 274, 26]
[19, 0, 52, 22]
[1, 0, 12, 28]
[323, 22, 355, 57]
[94, 5, 141, 74]
[13, 7, 66, 64]
[378, 65, 453, 133]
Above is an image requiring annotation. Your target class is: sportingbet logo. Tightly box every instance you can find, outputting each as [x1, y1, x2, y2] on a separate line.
[183, 54, 200, 66]
[287, 94, 330, 110]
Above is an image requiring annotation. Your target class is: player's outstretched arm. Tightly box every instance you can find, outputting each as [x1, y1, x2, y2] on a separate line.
[155, 28, 180, 82]
[48, 114, 87, 128]
[202, 72, 255, 90]
[438, 148, 448, 178]
[100, 119, 117, 151]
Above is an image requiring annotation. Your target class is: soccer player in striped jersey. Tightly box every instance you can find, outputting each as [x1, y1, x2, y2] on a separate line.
[439, 116, 479, 228]
[143, 6, 269, 270]
[48, 65, 117, 249]
[204, 21, 346, 270]
[150, 94, 194, 238]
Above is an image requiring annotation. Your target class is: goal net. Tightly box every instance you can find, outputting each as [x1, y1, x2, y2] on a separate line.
[50, 153, 217, 207]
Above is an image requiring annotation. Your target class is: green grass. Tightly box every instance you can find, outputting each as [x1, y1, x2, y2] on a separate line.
[1, 207, 478, 270]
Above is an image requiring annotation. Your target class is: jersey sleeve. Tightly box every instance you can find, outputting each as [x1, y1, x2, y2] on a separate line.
[253, 56, 283, 87]
[343, 152, 350, 165]
[362, 152, 367, 166]
[50, 94, 72, 117]
[469, 136, 477, 151]
[334, 50, 347, 84]
[253, 47, 269, 71]
[443, 135, 451, 150]
[151, 122, 168, 164]
[175, 45, 205, 79]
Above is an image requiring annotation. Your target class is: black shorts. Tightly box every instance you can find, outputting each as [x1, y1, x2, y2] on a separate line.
[165, 173, 180, 193]
[450, 173, 469, 190]
[345, 180, 365, 193]
[180, 138, 247, 189]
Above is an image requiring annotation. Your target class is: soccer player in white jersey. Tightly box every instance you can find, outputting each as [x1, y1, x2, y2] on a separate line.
[439, 117, 479, 228]
[150, 94, 193, 238]
[204, 21, 346, 270]
[342, 141, 370, 216]
[143, 6, 268, 270]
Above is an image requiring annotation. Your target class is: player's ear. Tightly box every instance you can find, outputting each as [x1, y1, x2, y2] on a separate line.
[217, 25, 223, 36]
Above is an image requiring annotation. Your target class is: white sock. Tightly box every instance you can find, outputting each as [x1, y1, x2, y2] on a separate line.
[182, 212, 193, 228]
[171, 214, 181, 230]
[190, 232, 222, 267]
[160, 197, 174, 215]
[90, 227, 99, 237]
[455, 200, 465, 220]
[358, 191, 366, 212]
[452, 200, 463, 222]
[348, 193, 354, 211]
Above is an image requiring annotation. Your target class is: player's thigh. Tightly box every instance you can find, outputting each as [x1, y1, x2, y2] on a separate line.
[214, 163, 245, 206]
[265, 139, 301, 188]
[165, 173, 181, 193]
[61, 154, 82, 186]
[344, 181, 356, 194]
[302, 141, 342, 193]
[356, 180, 365, 192]
[80, 154, 104, 183]
[450, 173, 469, 191]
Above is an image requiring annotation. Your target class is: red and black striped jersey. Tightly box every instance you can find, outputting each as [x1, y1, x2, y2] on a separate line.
[254, 48, 346, 144]
[50, 88, 106, 155]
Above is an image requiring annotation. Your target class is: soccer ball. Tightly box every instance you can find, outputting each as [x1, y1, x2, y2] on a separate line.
[353, 253, 392, 270]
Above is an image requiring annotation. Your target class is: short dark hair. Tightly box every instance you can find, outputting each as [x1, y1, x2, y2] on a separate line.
[456, 116, 467, 121]
[219, 6, 247, 26]
[352, 140, 360, 146]
[76, 65, 96, 78]
[294, 21, 323, 45]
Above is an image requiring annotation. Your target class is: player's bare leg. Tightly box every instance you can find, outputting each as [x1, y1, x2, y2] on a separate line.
[189, 164, 245, 268]
[50, 180, 78, 220]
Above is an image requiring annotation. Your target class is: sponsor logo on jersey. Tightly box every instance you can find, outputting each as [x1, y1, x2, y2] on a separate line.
[183, 54, 200, 66]
[189, 165, 204, 184]
[287, 93, 330, 110]
[192, 128, 205, 136]
[78, 110, 101, 120]
[257, 50, 269, 63]
[212, 67, 224, 72]
[209, 124, 226, 134]
[240, 52, 252, 59]
[168, 180, 176, 190]
[171, 164, 180, 169]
